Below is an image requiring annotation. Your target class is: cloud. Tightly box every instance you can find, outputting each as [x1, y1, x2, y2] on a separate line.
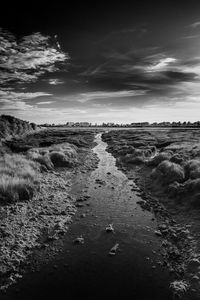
[78, 90, 147, 103]
[81, 47, 200, 100]
[37, 101, 54, 105]
[161, 71, 197, 82]
[0, 100, 33, 111]
[0, 90, 52, 101]
[0, 90, 52, 111]
[182, 34, 200, 39]
[48, 78, 64, 85]
[0, 28, 69, 86]
[190, 21, 200, 28]
[146, 57, 176, 72]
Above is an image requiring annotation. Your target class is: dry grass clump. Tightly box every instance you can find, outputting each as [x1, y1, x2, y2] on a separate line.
[49, 143, 78, 164]
[27, 143, 78, 169]
[185, 159, 200, 179]
[0, 154, 38, 203]
[0, 154, 37, 179]
[124, 153, 145, 164]
[122, 146, 156, 165]
[149, 152, 172, 166]
[118, 145, 134, 155]
[180, 179, 200, 207]
[49, 151, 72, 167]
[168, 178, 200, 207]
[124, 152, 145, 164]
[151, 154, 200, 207]
[0, 176, 35, 202]
[48, 144, 77, 167]
[183, 178, 200, 194]
[151, 160, 185, 184]
[167, 181, 181, 198]
[170, 154, 184, 164]
[27, 149, 53, 170]
[49, 143, 77, 156]
[170, 280, 189, 298]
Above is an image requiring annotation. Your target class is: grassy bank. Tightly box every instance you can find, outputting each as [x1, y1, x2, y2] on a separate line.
[102, 129, 200, 211]
[102, 129, 200, 297]
[0, 119, 98, 291]
[0, 125, 98, 204]
[0, 154, 39, 203]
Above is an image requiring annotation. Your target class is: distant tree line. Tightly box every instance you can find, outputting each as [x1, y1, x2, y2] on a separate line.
[40, 121, 200, 128]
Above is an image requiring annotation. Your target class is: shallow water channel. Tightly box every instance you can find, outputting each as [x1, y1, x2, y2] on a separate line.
[2, 133, 174, 300]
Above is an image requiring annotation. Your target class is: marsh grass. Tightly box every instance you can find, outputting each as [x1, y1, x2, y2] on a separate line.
[0, 154, 38, 203]
[27, 149, 53, 170]
[27, 143, 78, 169]
[49, 151, 71, 167]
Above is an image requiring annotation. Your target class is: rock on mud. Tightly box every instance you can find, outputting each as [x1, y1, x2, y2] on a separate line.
[73, 236, 84, 244]
[109, 243, 119, 256]
[105, 224, 114, 232]
[170, 280, 189, 298]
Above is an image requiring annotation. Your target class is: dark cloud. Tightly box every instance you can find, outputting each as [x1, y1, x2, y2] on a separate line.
[162, 71, 197, 82]
[83, 52, 198, 95]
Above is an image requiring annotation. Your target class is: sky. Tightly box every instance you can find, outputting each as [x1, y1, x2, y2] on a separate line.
[1, 1, 200, 124]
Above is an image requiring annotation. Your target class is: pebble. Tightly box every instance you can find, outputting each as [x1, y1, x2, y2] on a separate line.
[73, 236, 84, 244]
[154, 230, 162, 236]
[105, 224, 114, 232]
[80, 213, 86, 218]
[109, 243, 119, 256]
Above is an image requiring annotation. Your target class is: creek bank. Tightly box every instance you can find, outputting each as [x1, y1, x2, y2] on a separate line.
[102, 129, 200, 298]
[0, 142, 99, 291]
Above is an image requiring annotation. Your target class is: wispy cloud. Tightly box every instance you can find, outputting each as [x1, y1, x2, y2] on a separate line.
[0, 90, 52, 101]
[0, 100, 34, 111]
[48, 78, 64, 85]
[0, 28, 68, 115]
[0, 28, 69, 86]
[78, 90, 147, 103]
[146, 57, 177, 72]
[190, 21, 200, 28]
[182, 34, 200, 39]
[0, 90, 52, 111]
[37, 101, 54, 105]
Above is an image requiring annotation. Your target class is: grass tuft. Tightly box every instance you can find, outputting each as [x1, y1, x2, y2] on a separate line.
[0, 154, 38, 203]
[49, 151, 72, 167]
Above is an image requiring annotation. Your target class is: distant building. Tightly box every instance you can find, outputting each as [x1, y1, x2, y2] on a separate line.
[106, 123, 115, 127]
[130, 122, 149, 127]
[66, 122, 75, 127]
[158, 122, 171, 126]
[74, 122, 91, 127]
